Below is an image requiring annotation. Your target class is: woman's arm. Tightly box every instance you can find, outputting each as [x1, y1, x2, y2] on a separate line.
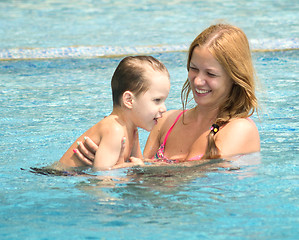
[131, 130, 143, 159]
[216, 118, 260, 157]
[143, 124, 162, 159]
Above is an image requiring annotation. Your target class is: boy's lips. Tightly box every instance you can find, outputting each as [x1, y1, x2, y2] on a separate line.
[153, 116, 161, 123]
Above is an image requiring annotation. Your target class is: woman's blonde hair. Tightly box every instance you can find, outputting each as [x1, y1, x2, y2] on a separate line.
[181, 23, 258, 159]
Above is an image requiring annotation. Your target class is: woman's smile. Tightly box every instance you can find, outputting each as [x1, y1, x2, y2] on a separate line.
[195, 88, 212, 95]
[188, 46, 233, 108]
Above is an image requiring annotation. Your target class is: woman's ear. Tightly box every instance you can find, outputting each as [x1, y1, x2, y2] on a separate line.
[122, 91, 134, 109]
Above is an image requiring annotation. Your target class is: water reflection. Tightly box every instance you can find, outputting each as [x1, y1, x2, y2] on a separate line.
[76, 152, 261, 204]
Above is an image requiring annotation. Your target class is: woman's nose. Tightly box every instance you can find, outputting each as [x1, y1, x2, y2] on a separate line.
[194, 72, 205, 85]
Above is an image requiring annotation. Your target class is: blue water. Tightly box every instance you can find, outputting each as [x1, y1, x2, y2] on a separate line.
[1, 1, 298, 239]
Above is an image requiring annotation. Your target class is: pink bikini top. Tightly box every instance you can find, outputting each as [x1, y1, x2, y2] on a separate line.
[154, 115, 255, 163]
[154, 110, 203, 163]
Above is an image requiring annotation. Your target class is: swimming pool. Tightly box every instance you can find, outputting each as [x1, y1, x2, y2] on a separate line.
[1, 1, 298, 239]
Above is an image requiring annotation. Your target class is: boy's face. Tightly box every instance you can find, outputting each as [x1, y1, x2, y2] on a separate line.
[132, 68, 170, 131]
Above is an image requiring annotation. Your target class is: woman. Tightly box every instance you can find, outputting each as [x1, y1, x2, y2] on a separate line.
[75, 23, 260, 165]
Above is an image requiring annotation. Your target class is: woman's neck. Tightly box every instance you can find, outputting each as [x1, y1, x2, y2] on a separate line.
[192, 105, 219, 125]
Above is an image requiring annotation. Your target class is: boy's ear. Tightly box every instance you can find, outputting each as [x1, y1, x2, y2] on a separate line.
[122, 91, 134, 109]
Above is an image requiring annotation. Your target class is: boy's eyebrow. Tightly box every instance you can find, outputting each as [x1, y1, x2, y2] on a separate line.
[152, 94, 167, 98]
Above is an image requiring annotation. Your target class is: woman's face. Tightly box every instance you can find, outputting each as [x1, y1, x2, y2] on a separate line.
[188, 46, 233, 110]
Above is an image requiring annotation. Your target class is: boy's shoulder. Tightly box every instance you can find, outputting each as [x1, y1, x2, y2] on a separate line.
[97, 115, 125, 134]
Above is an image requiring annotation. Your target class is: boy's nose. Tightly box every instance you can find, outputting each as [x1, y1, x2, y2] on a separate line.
[160, 103, 167, 113]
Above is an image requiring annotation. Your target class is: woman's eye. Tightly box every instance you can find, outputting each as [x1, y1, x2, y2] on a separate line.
[208, 72, 217, 77]
[189, 66, 198, 71]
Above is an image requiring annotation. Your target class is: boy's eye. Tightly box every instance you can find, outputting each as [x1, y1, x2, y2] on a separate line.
[154, 98, 161, 103]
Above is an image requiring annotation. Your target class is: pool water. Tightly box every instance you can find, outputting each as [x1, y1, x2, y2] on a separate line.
[0, 1, 298, 239]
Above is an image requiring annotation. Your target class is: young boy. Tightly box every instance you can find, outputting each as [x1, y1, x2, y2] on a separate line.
[59, 56, 170, 171]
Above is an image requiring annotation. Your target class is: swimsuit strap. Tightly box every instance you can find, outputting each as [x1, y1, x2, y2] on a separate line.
[162, 110, 186, 146]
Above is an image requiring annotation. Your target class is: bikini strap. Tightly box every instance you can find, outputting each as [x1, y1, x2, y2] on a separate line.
[162, 110, 187, 146]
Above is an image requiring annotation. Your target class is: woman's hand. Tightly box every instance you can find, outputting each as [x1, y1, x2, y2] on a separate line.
[74, 137, 98, 166]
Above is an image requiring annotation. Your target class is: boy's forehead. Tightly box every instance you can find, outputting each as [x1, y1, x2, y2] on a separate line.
[146, 69, 170, 90]
[144, 69, 169, 84]
[142, 63, 157, 73]
[143, 65, 168, 77]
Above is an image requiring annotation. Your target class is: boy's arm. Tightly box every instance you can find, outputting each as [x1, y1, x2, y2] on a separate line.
[93, 128, 125, 171]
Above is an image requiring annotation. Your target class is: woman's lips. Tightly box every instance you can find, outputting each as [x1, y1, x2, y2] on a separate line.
[195, 88, 211, 94]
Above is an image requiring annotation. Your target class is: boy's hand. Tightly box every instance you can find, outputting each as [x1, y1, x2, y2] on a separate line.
[111, 156, 144, 170]
[129, 157, 145, 166]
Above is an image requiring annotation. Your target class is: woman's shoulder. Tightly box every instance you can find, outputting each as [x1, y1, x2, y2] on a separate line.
[158, 109, 185, 126]
[163, 109, 184, 117]
[216, 117, 260, 155]
[224, 117, 258, 131]
[219, 118, 259, 138]
[150, 109, 185, 137]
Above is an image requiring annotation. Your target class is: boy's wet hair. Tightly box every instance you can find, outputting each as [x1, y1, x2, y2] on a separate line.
[111, 55, 169, 107]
